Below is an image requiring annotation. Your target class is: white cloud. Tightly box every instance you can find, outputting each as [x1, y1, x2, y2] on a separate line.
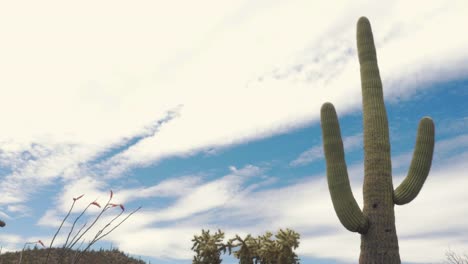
[37, 209, 66, 229]
[1, 0, 467, 206]
[290, 145, 323, 167]
[0, 141, 108, 206]
[299, 232, 360, 263]
[145, 165, 263, 223]
[290, 133, 362, 167]
[438, 117, 468, 136]
[0, 233, 24, 252]
[117, 175, 203, 203]
[110, 227, 200, 260]
[0, 1, 466, 263]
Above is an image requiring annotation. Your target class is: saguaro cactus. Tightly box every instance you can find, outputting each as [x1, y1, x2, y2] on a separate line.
[320, 17, 435, 263]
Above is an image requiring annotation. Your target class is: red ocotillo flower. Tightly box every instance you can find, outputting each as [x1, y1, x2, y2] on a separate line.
[38, 240, 45, 247]
[109, 203, 125, 211]
[90, 201, 101, 208]
[73, 194, 84, 201]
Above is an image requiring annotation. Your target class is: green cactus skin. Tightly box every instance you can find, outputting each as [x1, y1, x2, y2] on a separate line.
[320, 17, 435, 264]
[321, 102, 369, 234]
[393, 118, 435, 205]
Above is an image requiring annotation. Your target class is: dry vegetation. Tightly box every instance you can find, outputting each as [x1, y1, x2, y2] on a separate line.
[0, 247, 146, 264]
[446, 249, 468, 264]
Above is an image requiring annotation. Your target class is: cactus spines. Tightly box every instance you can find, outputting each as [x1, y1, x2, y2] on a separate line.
[320, 16, 435, 264]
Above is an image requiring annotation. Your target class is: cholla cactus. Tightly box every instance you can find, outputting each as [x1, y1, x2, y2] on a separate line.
[320, 17, 435, 263]
[228, 234, 257, 264]
[230, 229, 299, 264]
[191, 229, 227, 264]
[192, 228, 300, 264]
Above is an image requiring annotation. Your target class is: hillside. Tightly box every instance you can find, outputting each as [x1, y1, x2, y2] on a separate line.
[0, 247, 147, 264]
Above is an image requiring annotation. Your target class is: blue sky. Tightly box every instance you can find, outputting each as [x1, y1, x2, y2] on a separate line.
[0, 1, 467, 263]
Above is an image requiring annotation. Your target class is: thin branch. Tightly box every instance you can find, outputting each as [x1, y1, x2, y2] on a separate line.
[73, 206, 141, 264]
[63, 201, 92, 248]
[68, 195, 111, 249]
[44, 198, 79, 264]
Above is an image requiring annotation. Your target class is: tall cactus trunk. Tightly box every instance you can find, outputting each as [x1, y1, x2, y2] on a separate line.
[357, 17, 400, 263]
[320, 16, 435, 264]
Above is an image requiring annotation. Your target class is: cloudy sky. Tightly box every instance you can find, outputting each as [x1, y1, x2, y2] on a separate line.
[0, 0, 467, 263]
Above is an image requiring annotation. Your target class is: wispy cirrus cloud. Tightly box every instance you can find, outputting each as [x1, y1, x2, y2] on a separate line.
[290, 133, 362, 167]
[1, 0, 467, 209]
[0, 106, 181, 213]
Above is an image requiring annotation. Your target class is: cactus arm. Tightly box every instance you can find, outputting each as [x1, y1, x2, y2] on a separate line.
[321, 102, 369, 234]
[393, 117, 435, 205]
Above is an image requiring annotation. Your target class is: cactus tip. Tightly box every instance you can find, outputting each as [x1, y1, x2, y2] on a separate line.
[358, 16, 370, 24]
[421, 116, 434, 122]
[420, 116, 435, 130]
[321, 102, 334, 111]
